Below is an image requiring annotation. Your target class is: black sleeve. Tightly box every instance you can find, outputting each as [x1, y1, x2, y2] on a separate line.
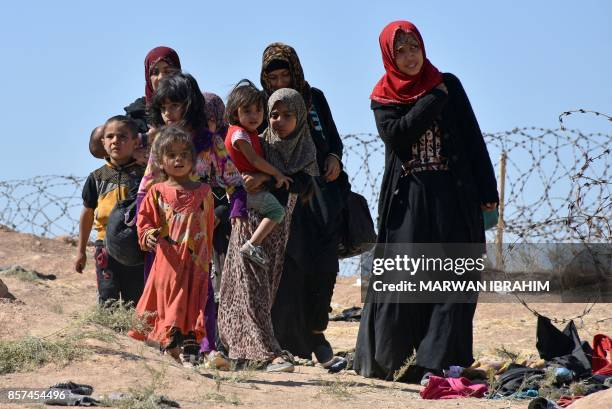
[123, 97, 149, 135]
[81, 173, 98, 209]
[373, 88, 448, 162]
[313, 89, 343, 160]
[287, 171, 313, 194]
[446, 73, 499, 204]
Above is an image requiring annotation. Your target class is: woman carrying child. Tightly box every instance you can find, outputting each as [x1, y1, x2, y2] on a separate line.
[218, 88, 318, 373]
[258, 43, 350, 368]
[129, 126, 214, 367]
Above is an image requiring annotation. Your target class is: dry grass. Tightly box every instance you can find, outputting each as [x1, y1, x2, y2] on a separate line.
[79, 299, 152, 335]
[200, 391, 242, 406]
[0, 335, 87, 374]
[0, 300, 150, 375]
[392, 351, 417, 382]
[101, 361, 173, 409]
[317, 376, 358, 400]
[495, 345, 520, 362]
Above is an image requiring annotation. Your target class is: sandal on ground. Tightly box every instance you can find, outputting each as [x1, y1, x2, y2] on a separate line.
[48, 381, 94, 396]
[320, 355, 344, 369]
[266, 358, 295, 373]
[324, 356, 348, 373]
[266, 351, 295, 373]
[204, 351, 231, 371]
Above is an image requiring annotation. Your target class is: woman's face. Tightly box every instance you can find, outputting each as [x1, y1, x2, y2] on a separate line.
[270, 101, 297, 139]
[150, 60, 179, 91]
[266, 68, 292, 91]
[394, 32, 423, 76]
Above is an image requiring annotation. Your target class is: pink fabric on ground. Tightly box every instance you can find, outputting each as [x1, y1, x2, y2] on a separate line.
[420, 375, 488, 399]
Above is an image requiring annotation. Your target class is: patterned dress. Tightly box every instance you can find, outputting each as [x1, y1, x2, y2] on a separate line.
[218, 195, 297, 360]
[129, 182, 214, 347]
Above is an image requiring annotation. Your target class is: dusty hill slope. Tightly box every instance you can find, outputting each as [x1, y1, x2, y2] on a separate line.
[0, 227, 610, 408]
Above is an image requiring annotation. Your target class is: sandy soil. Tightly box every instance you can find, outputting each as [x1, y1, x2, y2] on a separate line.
[0, 227, 610, 408]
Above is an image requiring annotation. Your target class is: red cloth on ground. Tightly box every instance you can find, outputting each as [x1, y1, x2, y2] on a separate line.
[557, 395, 582, 407]
[420, 375, 487, 400]
[592, 334, 612, 375]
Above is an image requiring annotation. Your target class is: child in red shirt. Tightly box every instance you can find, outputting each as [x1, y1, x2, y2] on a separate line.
[224, 80, 291, 268]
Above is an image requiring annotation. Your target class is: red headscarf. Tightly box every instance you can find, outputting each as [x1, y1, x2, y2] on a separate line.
[144, 46, 181, 104]
[370, 21, 442, 105]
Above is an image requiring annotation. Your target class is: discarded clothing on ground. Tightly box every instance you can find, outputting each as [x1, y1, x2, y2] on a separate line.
[44, 381, 98, 406]
[43, 381, 180, 408]
[329, 306, 362, 322]
[536, 316, 592, 377]
[528, 397, 563, 409]
[496, 364, 545, 396]
[419, 375, 487, 399]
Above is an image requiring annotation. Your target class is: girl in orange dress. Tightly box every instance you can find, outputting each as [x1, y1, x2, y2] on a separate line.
[129, 125, 214, 367]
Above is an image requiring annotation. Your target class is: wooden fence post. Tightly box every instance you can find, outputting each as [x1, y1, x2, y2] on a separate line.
[495, 152, 507, 270]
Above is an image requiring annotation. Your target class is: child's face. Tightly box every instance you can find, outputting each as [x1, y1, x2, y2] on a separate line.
[394, 32, 423, 76]
[162, 142, 193, 179]
[89, 125, 106, 159]
[207, 119, 217, 133]
[270, 102, 297, 139]
[150, 60, 179, 92]
[266, 68, 292, 91]
[237, 103, 264, 133]
[102, 121, 138, 165]
[160, 98, 185, 126]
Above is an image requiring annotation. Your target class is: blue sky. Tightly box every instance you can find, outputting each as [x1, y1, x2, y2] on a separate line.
[0, 0, 610, 181]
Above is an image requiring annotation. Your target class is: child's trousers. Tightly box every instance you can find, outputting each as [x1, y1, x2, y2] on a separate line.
[247, 191, 285, 223]
[94, 241, 144, 306]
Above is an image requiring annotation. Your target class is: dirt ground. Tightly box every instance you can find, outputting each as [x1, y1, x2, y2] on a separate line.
[0, 227, 610, 408]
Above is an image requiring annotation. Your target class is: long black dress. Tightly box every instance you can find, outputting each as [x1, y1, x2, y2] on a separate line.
[270, 87, 350, 361]
[354, 73, 498, 380]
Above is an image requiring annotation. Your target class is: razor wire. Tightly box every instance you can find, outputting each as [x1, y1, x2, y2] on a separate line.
[0, 125, 609, 245]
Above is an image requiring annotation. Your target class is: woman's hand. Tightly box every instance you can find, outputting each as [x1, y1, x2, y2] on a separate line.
[481, 202, 497, 211]
[324, 155, 341, 182]
[242, 172, 270, 193]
